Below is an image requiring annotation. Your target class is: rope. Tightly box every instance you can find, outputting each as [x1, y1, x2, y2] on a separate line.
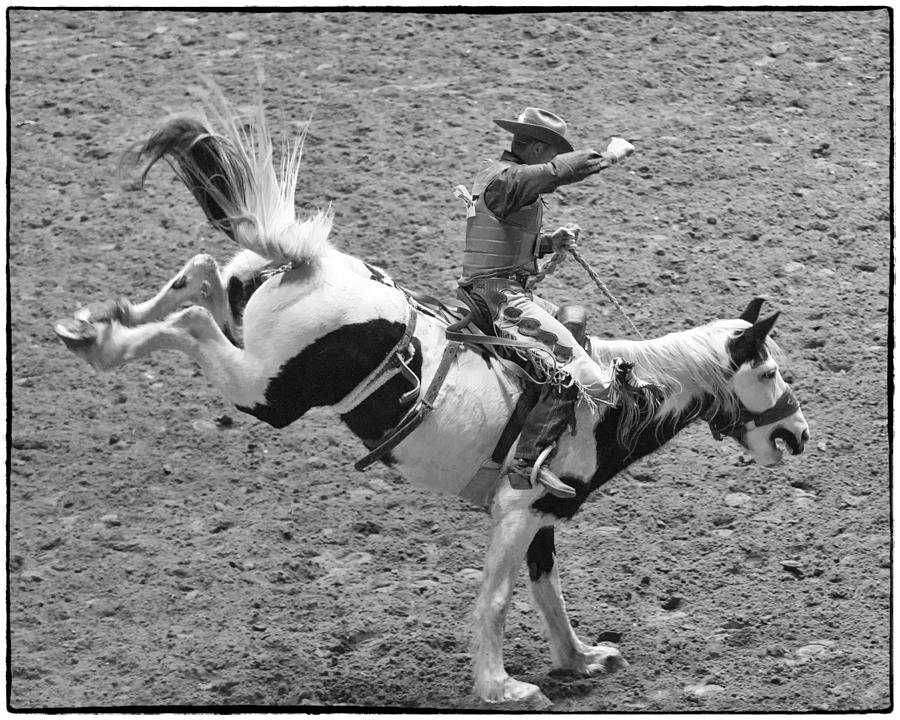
[529, 242, 645, 341]
[526, 247, 566, 288]
[567, 246, 645, 341]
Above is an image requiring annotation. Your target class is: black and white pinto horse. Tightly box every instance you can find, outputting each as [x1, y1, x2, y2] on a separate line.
[55, 94, 811, 705]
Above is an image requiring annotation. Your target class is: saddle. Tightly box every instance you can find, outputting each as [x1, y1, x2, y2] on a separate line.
[411, 286, 590, 360]
[353, 285, 604, 510]
[403, 287, 590, 453]
[352, 288, 543, 476]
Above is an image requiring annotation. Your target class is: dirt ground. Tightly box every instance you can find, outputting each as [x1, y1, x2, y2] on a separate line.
[7, 8, 892, 712]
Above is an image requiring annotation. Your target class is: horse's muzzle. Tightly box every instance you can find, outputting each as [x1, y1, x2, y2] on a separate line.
[770, 427, 808, 455]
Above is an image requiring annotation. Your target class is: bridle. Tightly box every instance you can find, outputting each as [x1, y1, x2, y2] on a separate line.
[704, 386, 801, 442]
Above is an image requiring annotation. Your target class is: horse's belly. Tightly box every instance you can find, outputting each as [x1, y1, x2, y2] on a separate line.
[390, 369, 517, 500]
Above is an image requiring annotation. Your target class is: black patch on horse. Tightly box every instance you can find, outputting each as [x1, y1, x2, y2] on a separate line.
[341, 337, 424, 468]
[237, 319, 418, 432]
[227, 275, 263, 322]
[223, 274, 267, 347]
[532, 398, 706, 520]
[726, 312, 780, 370]
[527, 527, 556, 581]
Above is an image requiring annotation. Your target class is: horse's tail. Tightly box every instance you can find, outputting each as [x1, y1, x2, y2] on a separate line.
[129, 84, 333, 266]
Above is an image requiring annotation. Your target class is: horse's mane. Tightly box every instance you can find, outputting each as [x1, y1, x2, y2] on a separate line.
[591, 319, 781, 449]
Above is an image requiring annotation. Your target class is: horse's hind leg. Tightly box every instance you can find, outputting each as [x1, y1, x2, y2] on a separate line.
[527, 527, 628, 675]
[130, 253, 231, 325]
[57, 306, 216, 371]
[71, 253, 230, 328]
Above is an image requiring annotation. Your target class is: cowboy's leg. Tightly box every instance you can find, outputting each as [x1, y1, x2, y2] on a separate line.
[527, 527, 629, 675]
[535, 294, 591, 353]
[493, 292, 618, 496]
[513, 384, 577, 468]
[531, 292, 559, 317]
[497, 293, 609, 395]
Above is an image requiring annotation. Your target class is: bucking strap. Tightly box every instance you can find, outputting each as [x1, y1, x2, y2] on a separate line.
[354, 340, 463, 471]
[332, 307, 418, 415]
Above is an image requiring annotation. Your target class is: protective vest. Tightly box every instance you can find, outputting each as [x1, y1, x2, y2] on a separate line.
[461, 160, 543, 279]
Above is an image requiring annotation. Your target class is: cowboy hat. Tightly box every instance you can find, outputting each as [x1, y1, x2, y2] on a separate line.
[494, 107, 574, 154]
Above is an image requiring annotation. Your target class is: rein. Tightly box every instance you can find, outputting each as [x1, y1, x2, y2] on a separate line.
[528, 239, 645, 341]
[705, 386, 800, 441]
[567, 246, 645, 341]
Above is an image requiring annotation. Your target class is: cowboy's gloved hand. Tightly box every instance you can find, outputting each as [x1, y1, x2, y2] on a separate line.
[602, 137, 635, 164]
[550, 223, 581, 252]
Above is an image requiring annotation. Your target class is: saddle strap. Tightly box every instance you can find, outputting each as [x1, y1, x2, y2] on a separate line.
[332, 306, 418, 415]
[445, 326, 557, 356]
[490, 383, 540, 463]
[354, 340, 463, 471]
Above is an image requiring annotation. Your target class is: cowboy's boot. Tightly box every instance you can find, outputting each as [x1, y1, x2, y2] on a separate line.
[508, 384, 579, 498]
[555, 303, 590, 352]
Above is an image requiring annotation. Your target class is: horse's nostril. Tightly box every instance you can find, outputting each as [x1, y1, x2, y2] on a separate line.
[771, 427, 802, 455]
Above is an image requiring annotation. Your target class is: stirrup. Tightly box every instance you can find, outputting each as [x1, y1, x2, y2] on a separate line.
[530, 444, 576, 498]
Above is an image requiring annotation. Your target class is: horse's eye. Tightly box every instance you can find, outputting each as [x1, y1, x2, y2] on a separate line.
[761, 369, 777, 381]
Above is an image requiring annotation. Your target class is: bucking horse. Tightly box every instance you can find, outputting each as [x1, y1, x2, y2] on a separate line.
[54, 88, 810, 705]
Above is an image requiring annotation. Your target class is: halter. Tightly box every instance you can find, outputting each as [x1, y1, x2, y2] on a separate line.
[704, 386, 801, 441]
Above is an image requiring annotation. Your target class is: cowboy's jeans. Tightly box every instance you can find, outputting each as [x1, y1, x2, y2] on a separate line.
[468, 278, 610, 464]
[515, 382, 580, 461]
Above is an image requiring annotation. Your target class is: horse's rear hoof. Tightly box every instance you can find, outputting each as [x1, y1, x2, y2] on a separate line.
[54, 318, 98, 349]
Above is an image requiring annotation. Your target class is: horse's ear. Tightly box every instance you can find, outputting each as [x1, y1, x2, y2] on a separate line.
[752, 311, 779, 339]
[729, 311, 780, 367]
[739, 297, 765, 324]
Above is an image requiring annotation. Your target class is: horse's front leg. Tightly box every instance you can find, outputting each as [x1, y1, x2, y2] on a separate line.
[472, 485, 549, 705]
[70, 253, 232, 330]
[527, 526, 629, 675]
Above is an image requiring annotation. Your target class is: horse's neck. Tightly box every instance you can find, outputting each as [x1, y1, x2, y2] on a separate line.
[591, 328, 725, 417]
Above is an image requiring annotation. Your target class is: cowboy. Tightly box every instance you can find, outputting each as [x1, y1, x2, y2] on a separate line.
[457, 107, 639, 499]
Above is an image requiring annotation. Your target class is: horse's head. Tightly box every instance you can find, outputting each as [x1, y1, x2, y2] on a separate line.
[705, 299, 810, 466]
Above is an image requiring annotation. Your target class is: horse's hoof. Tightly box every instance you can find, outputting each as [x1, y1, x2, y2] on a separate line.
[557, 644, 629, 676]
[476, 677, 551, 707]
[515, 688, 553, 710]
[53, 318, 98, 349]
[585, 651, 629, 675]
[75, 298, 128, 324]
